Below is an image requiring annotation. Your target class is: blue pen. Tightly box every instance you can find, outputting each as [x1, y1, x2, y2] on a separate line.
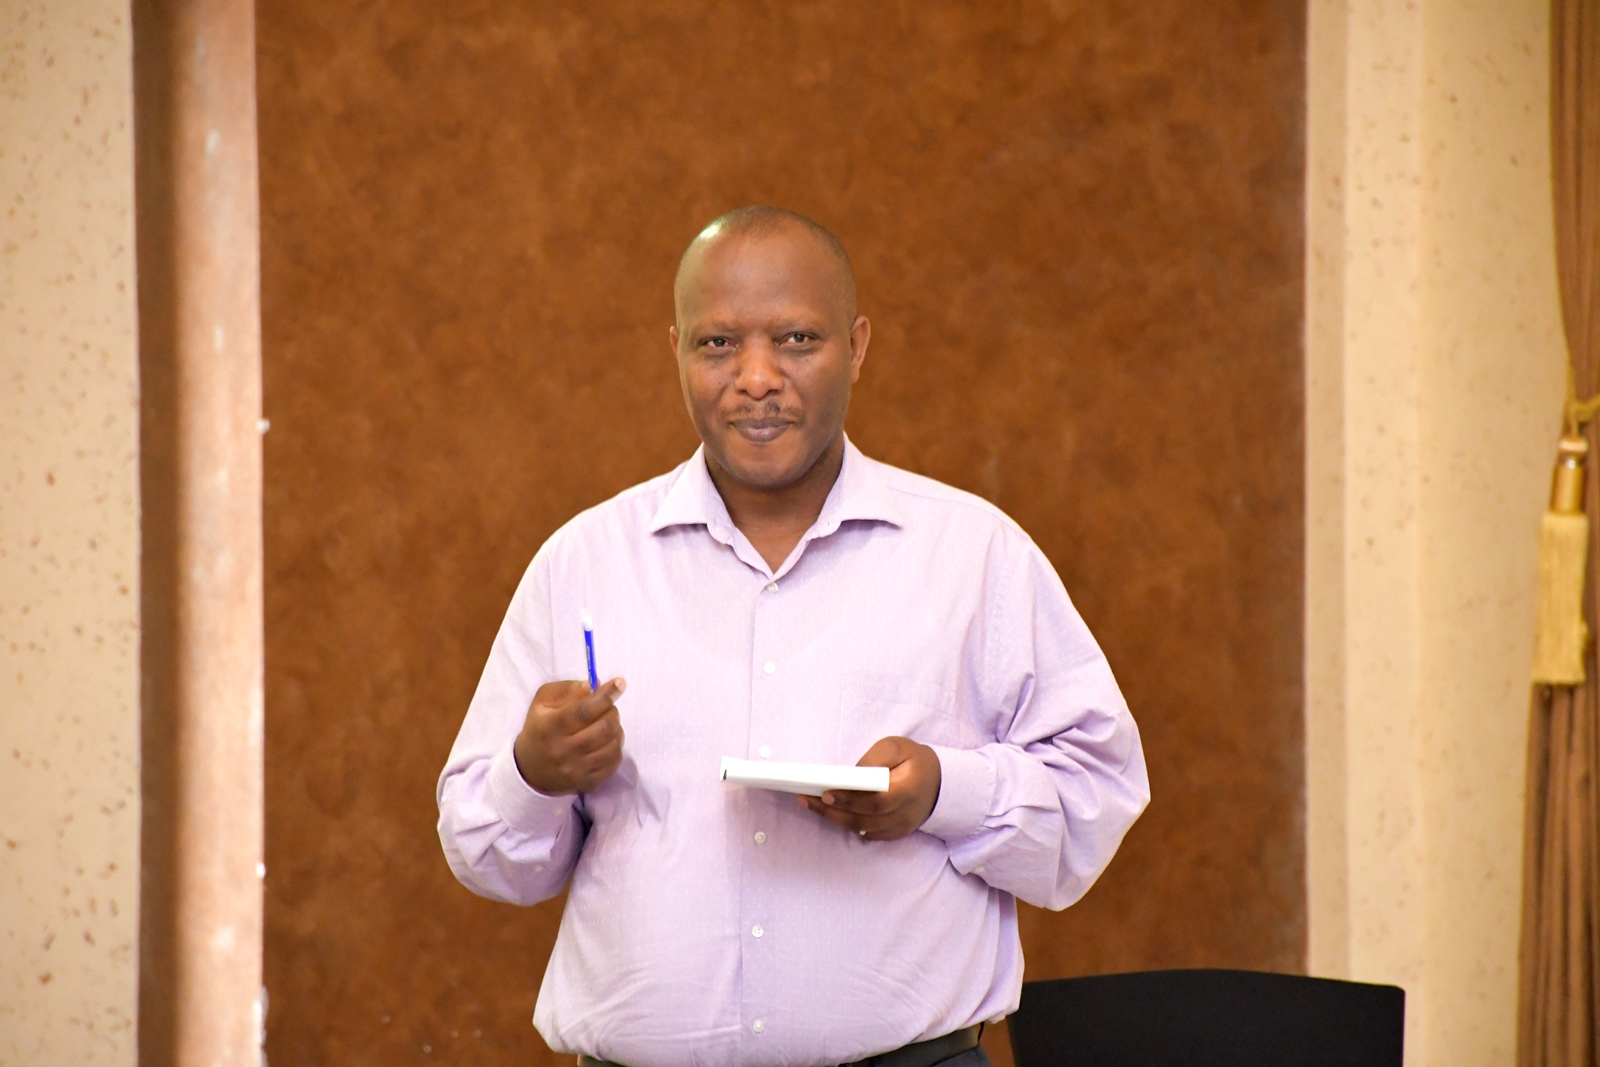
[582, 610, 599, 690]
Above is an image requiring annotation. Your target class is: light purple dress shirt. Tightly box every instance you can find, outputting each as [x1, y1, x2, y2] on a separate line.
[437, 438, 1148, 1067]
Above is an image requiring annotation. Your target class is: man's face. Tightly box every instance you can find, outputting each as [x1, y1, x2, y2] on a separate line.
[671, 226, 869, 492]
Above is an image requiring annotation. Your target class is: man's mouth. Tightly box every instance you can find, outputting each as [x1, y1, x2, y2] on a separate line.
[730, 417, 793, 443]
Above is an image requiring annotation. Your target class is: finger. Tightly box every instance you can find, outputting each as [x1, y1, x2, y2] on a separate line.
[549, 677, 626, 732]
[577, 739, 623, 779]
[544, 716, 619, 778]
[570, 677, 627, 726]
[818, 788, 898, 816]
[533, 680, 596, 728]
[564, 708, 623, 755]
[534, 678, 591, 705]
[803, 797, 868, 833]
[529, 679, 591, 724]
[576, 742, 624, 783]
[859, 819, 912, 842]
[855, 736, 913, 770]
[837, 809, 898, 841]
[802, 794, 897, 836]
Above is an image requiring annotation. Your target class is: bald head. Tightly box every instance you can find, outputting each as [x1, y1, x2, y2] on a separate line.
[674, 206, 857, 323]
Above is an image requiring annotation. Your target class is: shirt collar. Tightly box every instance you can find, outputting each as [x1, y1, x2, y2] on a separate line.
[647, 434, 904, 538]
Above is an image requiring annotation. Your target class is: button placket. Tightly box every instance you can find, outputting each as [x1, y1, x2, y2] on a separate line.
[742, 573, 785, 1050]
[751, 575, 782, 765]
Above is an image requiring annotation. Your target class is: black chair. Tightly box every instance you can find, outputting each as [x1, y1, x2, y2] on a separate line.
[1007, 969, 1404, 1067]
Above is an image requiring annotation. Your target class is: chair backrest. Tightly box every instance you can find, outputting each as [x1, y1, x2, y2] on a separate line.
[1007, 969, 1404, 1067]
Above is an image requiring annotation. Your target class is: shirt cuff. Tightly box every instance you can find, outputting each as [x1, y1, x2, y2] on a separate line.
[921, 745, 994, 842]
[488, 742, 580, 835]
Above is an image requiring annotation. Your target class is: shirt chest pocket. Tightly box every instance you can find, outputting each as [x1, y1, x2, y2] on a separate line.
[836, 673, 962, 762]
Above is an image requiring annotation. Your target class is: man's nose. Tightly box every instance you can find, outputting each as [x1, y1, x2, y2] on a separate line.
[733, 343, 782, 399]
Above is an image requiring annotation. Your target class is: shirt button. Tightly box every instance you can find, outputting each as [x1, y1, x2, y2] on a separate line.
[754, 831, 767, 844]
[751, 924, 764, 938]
[752, 1019, 766, 1034]
[762, 661, 776, 675]
[766, 582, 779, 593]
[974, 864, 986, 875]
[758, 745, 772, 759]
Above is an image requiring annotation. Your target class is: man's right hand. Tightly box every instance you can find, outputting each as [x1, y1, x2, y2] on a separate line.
[512, 678, 627, 795]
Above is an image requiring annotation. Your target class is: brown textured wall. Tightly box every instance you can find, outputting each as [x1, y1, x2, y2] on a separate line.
[259, 2, 1305, 1063]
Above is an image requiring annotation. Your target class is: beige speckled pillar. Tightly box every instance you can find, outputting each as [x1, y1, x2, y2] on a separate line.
[132, 0, 264, 1064]
[1, 4, 141, 1062]
[1306, 0, 1568, 1063]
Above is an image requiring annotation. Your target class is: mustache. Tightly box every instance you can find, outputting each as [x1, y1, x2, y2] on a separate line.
[727, 406, 799, 423]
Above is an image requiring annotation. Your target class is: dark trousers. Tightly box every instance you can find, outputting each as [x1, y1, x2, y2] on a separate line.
[919, 1048, 991, 1067]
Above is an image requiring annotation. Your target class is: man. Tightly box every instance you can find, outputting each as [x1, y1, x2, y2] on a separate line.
[437, 206, 1149, 1067]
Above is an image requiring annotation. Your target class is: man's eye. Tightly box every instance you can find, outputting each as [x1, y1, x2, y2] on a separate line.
[702, 338, 730, 349]
[785, 333, 811, 344]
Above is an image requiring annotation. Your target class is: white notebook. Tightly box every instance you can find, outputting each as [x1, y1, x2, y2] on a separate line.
[719, 756, 890, 797]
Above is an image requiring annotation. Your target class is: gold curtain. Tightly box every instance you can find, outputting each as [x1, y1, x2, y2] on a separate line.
[1520, 1, 1600, 1064]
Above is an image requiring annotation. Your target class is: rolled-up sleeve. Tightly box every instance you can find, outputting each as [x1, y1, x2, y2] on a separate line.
[921, 535, 1150, 911]
[437, 550, 587, 906]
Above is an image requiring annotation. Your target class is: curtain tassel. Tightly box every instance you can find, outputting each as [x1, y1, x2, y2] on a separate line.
[1531, 434, 1590, 685]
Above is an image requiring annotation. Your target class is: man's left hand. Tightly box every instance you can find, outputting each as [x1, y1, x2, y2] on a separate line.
[798, 736, 942, 841]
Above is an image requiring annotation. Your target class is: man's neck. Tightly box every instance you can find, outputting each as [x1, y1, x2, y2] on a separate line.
[706, 437, 846, 571]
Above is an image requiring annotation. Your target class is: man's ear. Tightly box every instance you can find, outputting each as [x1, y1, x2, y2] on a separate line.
[668, 325, 680, 356]
[849, 316, 871, 383]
